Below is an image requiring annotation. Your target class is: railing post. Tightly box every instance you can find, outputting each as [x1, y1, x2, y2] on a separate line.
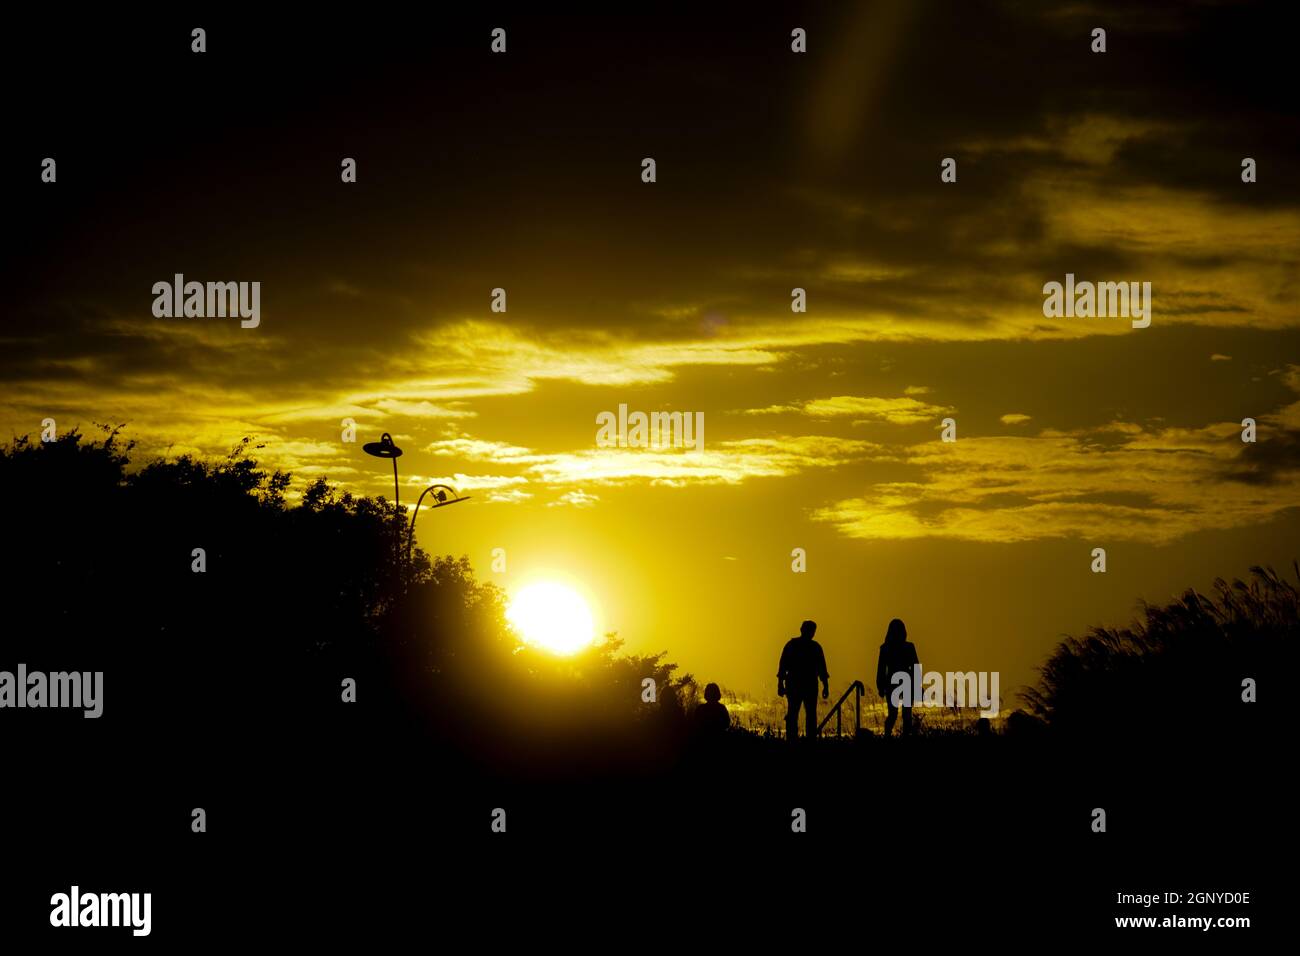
[818, 680, 869, 738]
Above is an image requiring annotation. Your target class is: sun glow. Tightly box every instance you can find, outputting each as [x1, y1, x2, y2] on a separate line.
[506, 580, 596, 655]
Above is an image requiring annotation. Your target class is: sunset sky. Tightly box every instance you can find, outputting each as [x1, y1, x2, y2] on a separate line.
[7, 4, 1298, 704]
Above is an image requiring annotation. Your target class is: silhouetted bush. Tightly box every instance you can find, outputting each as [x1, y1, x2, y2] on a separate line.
[1, 426, 692, 775]
[1022, 564, 1294, 739]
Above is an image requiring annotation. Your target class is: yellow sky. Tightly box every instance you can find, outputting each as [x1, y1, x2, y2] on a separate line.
[6, 1, 1298, 702]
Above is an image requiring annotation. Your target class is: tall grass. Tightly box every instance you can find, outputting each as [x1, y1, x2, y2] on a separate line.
[1021, 563, 1296, 736]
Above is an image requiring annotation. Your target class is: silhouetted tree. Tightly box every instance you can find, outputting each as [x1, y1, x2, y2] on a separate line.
[1022, 564, 1295, 739]
[1, 427, 693, 776]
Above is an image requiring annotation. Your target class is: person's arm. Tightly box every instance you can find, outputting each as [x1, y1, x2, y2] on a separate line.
[819, 645, 829, 698]
[876, 646, 888, 697]
[776, 644, 788, 696]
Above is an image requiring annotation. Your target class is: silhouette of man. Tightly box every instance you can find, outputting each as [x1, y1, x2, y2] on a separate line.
[693, 682, 731, 737]
[777, 620, 829, 740]
[876, 618, 920, 736]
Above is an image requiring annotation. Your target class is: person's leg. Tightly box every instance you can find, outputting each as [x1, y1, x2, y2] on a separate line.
[785, 693, 801, 740]
[804, 692, 817, 738]
[884, 702, 898, 735]
[901, 706, 913, 736]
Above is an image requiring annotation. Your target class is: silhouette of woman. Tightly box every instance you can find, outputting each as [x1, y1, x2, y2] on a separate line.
[693, 682, 731, 736]
[876, 619, 920, 736]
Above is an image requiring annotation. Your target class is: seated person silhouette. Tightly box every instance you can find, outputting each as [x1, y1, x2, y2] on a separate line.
[777, 620, 829, 740]
[876, 618, 920, 736]
[693, 682, 731, 737]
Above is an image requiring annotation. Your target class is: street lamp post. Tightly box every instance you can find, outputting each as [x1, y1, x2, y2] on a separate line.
[363, 433, 470, 586]
[406, 483, 471, 564]
[362, 432, 403, 506]
[362, 433, 405, 582]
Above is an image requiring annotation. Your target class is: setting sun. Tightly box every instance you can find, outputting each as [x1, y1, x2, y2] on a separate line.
[507, 581, 596, 655]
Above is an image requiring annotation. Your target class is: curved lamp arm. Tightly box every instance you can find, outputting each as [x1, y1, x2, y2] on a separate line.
[406, 484, 471, 561]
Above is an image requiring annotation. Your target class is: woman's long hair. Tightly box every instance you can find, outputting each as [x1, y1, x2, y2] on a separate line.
[884, 618, 907, 645]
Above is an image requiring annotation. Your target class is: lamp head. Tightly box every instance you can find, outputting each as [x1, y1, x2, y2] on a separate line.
[423, 484, 470, 509]
[363, 432, 404, 459]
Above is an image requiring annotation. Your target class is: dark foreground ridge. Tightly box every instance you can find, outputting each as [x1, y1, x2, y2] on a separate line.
[2, 430, 1288, 941]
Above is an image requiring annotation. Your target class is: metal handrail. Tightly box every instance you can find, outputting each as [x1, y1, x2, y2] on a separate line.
[817, 680, 865, 737]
